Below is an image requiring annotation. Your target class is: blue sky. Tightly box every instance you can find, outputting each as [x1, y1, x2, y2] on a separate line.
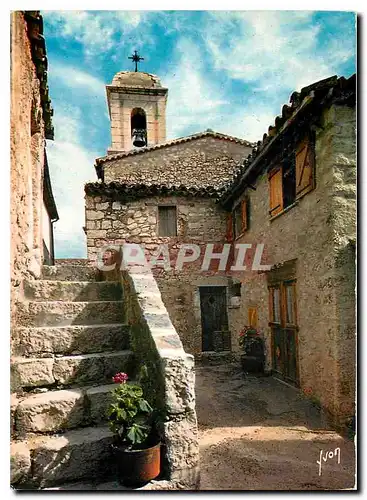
[42, 10, 356, 258]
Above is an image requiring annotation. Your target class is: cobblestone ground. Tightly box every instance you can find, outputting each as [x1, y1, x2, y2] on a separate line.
[196, 363, 356, 491]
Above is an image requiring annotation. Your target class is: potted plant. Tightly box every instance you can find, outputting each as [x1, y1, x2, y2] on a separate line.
[107, 370, 161, 486]
[238, 326, 265, 373]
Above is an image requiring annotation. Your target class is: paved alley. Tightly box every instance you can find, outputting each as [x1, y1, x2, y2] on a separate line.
[196, 363, 356, 491]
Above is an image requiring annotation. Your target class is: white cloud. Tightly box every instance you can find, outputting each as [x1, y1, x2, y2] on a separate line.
[162, 39, 229, 139]
[49, 63, 106, 97]
[43, 10, 155, 58]
[203, 11, 354, 94]
[161, 37, 281, 142]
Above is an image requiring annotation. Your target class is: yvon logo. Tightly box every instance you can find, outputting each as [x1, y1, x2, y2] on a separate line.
[317, 448, 341, 476]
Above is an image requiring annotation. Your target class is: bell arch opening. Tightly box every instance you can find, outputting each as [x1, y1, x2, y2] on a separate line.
[131, 108, 147, 148]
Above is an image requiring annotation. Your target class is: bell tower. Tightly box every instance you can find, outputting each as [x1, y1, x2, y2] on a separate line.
[106, 53, 168, 154]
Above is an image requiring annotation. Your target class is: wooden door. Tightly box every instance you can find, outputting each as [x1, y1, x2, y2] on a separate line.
[269, 280, 299, 385]
[200, 286, 228, 352]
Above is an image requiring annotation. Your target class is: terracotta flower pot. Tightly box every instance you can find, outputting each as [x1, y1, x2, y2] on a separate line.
[113, 441, 161, 486]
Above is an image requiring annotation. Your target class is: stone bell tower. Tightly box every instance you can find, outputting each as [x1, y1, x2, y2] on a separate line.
[106, 55, 168, 154]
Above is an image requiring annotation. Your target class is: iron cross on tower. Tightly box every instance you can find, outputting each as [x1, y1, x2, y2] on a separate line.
[128, 50, 144, 72]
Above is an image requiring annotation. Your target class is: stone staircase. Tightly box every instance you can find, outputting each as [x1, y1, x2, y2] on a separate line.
[11, 264, 135, 489]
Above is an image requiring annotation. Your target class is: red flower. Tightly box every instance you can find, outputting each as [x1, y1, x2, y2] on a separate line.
[112, 372, 128, 384]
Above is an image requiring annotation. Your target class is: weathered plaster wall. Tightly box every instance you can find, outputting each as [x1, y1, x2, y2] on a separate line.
[103, 137, 251, 187]
[10, 11, 45, 331]
[327, 105, 356, 421]
[231, 103, 356, 425]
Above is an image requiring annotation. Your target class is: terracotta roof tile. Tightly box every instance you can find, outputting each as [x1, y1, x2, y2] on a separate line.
[84, 181, 225, 200]
[24, 11, 54, 140]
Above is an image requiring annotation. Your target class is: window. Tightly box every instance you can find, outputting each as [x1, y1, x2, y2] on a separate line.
[232, 282, 241, 297]
[230, 197, 249, 239]
[282, 157, 296, 209]
[269, 286, 281, 323]
[131, 108, 147, 147]
[158, 206, 177, 236]
[268, 134, 315, 218]
[284, 281, 296, 325]
[226, 213, 233, 242]
[234, 203, 242, 237]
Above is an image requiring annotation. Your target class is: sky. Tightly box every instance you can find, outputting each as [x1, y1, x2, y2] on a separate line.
[42, 10, 356, 259]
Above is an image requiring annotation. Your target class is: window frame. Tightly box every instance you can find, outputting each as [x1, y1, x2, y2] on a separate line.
[269, 285, 282, 325]
[268, 280, 298, 329]
[157, 205, 177, 237]
[232, 196, 249, 239]
[268, 132, 315, 220]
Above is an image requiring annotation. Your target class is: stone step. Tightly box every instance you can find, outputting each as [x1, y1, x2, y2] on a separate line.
[11, 425, 114, 488]
[14, 383, 117, 434]
[11, 350, 134, 390]
[16, 300, 124, 327]
[12, 323, 130, 357]
[23, 280, 122, 302]
[42, 265, 101, 282]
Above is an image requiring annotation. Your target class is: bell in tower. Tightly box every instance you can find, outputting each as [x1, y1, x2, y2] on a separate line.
[131, 108, 147, 148]
[106, 50, 168, 154]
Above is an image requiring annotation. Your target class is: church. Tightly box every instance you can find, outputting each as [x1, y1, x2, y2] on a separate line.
[84, 57, 355, 430]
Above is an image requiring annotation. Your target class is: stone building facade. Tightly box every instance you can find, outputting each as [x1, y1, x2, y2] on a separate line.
[86, 128, 253, 354]
[85, 69, 356, 428]
[220, 74, 356, 427]
[10, 11, 57, 328]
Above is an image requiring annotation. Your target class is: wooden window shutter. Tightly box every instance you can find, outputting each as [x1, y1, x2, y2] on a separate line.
[158, 206, 177, 236]
[296, 137, 315, 199]
[248, 307, 258, 327]
[268, 167, 283, 217]
[166, 207, 177, 236]
[241, 199, 248, 233]
[226, 213, 233, 242]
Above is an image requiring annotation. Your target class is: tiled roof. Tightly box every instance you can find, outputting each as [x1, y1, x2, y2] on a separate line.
[219, 73, 356, 207]
[24, 11, 54, 140]
[95, 130, 254, 166]
[111, 71, 163, 88]
[85, 181, 225, 201]
[43, 151, 59, 221]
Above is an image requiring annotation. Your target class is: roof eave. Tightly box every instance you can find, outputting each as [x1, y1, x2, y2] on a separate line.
[95, 131, 254, 166]
[219, 92, 315, 209]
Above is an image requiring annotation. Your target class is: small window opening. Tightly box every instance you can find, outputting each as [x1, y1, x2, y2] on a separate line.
[131, 108, 147, 147]
[232, 282, 242, 297]
[282, 158, 296, 209]
[158, 206, 177, 237]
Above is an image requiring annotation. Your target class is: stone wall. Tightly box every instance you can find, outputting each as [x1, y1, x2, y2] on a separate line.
[229, 103, 356, 426]
[85, 194, 241, 354]
[10, 11, 46, 331]
[328, 104, 356, 421]
[103, 136, 251, 188]
[122, 265, 199, 488]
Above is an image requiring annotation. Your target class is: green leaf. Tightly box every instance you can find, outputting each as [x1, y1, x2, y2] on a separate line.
[126, 424, 149, 445]
[139, 399, 153, 413]
[117, 408, 127, 421]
